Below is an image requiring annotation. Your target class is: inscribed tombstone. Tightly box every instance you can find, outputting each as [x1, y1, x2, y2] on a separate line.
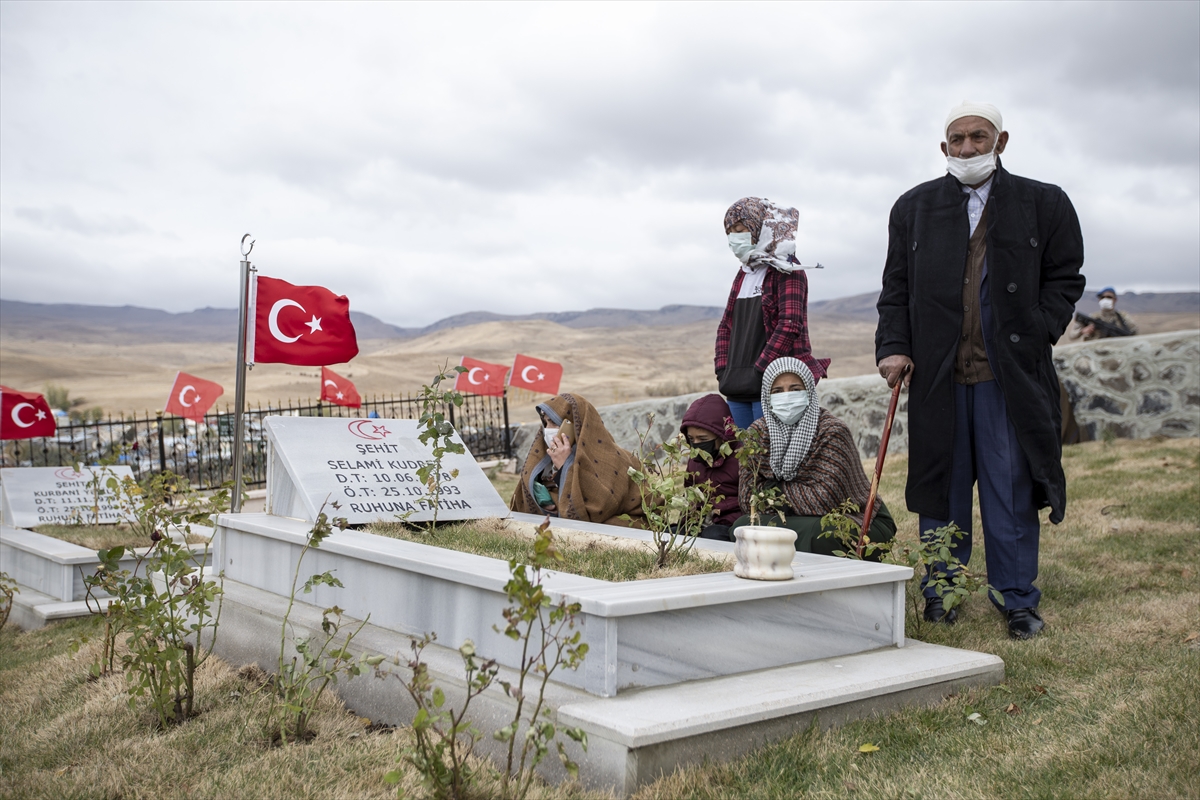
[264, 417, 509, 525]
[0, 466, 135, 528]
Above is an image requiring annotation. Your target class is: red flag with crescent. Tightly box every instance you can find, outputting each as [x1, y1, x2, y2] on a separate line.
[0, 386, 57, 439]
[508, 354, 563, 395]
[164, 372, 224, 422]
[250, 275, 359, 366]
[454, 357, 508, 397]
[321, 366, 362, 408]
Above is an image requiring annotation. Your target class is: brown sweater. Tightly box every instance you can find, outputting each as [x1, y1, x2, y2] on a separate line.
[738, 410, 880, 525]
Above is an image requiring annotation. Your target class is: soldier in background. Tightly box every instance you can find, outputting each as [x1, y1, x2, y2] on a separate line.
[1066, 287, 1138, 341]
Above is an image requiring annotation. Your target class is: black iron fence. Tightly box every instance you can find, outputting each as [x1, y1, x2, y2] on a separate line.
[0, 392, 512, 491]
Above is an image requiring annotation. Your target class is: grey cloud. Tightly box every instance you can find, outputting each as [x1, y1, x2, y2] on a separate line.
[1, 1, 1196, 330]
[15, 206, 150, 236]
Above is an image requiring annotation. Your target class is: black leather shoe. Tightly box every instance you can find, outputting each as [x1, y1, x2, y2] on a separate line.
[923, 597, 958, 625]
[1006, 607, 1045, 639]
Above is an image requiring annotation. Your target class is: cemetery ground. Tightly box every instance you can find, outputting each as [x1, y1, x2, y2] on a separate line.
[1, 437, 1197, 799]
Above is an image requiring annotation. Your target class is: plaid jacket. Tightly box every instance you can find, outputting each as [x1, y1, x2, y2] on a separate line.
[714, 268, 830, 379]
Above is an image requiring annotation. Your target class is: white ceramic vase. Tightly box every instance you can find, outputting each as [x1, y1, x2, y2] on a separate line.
[733, 525, 797, 581]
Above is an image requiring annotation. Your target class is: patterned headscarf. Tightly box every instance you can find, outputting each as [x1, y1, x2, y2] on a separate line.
[723, 197, 802, 273]
[760, 357, 821, 482]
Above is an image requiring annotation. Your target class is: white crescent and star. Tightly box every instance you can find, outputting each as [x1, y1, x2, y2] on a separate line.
[10, 402, 45, 428]
[324, 379, 347, 400]
[468, 367, 485, 385]
[520, 365, 539, 383]
[178, 385, 200, 407]
[268, 299, 323, 344]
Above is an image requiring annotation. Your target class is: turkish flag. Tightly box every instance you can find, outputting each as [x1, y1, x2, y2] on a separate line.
[321, 366, 362, 408]
[251, 275, 359, 366]
[454, 357, 508, 397]
[0, 386, 57, 440]
[508, 354, 563, 395]
[163, 372, 224, 423]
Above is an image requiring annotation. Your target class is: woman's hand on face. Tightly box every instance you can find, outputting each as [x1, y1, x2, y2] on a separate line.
[548, 433, 571, 469]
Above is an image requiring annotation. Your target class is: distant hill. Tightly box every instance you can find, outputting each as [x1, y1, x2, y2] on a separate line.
[2, 290, 1195, 345]
[0, 300, 406, 344]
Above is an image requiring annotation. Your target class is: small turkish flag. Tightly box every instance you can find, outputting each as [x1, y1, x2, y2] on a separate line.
[508, 354, 563, 395]
[0, 386, 57, 439]
[454, 357, 508, 397]
[164, 372, 224, 422]
[251, 275, 359, 366]
[321, 366, 362, 408]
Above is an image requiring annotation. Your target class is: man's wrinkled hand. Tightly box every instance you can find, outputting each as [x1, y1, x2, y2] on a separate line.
[878, 355, 913, 389]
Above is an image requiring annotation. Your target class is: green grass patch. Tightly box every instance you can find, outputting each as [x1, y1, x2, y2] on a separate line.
[368, 518, 731, 582]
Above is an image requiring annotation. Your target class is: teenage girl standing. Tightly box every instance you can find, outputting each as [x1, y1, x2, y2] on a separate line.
[715, 197, 830, 429]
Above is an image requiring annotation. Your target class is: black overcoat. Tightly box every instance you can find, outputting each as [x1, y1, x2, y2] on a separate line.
[875, 164, 1085, 524]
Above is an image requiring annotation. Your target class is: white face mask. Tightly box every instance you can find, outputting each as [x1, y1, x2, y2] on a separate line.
[946, 137, 999, 185]
[770, 390, 810, 426]
[727, 232, 755, 264]
[1098, 298, 1115, 311]
[543, 427, 559, 447]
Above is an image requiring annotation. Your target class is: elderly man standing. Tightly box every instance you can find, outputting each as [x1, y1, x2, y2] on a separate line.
[875, 102, 1085, 639]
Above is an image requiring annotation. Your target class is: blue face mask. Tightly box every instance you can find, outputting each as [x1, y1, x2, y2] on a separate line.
[770, 390, 810, 426]
[728, 232, 755, 264]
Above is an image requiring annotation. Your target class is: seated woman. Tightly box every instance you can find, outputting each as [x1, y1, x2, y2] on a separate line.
[509, 393, 646, 527]
[732, 357, 896, 558]
[680, 394, 741, 541]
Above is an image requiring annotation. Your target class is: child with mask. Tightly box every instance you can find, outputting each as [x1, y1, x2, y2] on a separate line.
[680, 394, 742, 541]
[731, 357, 896, 558]
[715, 197, 830, 430]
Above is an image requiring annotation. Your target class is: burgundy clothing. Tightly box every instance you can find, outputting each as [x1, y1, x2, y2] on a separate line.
[681, 394, 742, 527]
[714, 268, 830, 385]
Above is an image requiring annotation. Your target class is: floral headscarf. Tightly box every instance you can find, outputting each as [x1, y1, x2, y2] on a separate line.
[723, 197, 802, 273]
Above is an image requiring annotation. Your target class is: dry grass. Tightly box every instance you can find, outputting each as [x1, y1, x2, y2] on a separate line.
[32, 524, 208, 551]
[3, 438, 1197, 799]
[0, 627, 602, 800]
[632, 437, 1200, 799]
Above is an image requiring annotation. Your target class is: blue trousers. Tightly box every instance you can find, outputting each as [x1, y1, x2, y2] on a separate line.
[726, 400, 763, 430]
[918, 380, 1042, 611]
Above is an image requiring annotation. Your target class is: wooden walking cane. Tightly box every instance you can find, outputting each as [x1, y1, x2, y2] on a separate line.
[857, 366, 908, 558]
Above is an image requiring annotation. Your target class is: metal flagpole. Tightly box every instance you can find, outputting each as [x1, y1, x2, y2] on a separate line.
[231, 233, 255, 512]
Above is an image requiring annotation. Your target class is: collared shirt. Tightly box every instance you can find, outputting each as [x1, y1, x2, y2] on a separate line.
[965, 175, 994, 237]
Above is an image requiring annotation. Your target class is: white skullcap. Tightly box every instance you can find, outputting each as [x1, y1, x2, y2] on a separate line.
[944, 101, 1003, 139]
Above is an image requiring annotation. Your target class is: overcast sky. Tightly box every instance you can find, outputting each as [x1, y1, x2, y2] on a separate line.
[2, 1, 1197, 328]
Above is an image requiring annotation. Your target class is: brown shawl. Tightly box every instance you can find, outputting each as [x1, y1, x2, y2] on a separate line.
[738, 409, 880, 525]
[509, 393, 646, 527]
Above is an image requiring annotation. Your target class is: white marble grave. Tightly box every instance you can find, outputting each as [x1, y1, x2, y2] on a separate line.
[263, 416, 510, 525]
[0, 465, 134, 528]
[211, 511, 1004, 796]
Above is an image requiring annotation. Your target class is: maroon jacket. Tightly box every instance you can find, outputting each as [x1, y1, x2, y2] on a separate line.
[681, 394, 742, 527]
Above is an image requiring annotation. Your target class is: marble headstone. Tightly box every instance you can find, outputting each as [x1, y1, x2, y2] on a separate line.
[263, 416, 510, 525]
[0, 466, 135, 528]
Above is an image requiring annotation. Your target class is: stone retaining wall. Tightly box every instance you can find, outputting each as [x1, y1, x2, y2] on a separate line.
[505, 330, 1199, 464]
[1054, 329, 1199, 441]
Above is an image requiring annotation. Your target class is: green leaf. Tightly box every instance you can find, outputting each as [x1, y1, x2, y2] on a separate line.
[432, 687, 445, 708]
